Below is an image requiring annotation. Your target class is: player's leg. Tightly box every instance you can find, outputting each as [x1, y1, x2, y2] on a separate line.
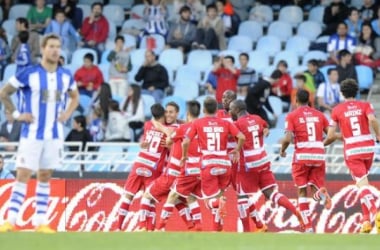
[156, 189, 180, 231]
[187, 195, 202, 230]
[309, 163, 331, 209]
[136, 189, 156, 231]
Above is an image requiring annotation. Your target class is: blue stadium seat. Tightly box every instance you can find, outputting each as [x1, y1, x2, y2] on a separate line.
[139, 34, 166, 55]
[1, 64, 16, 84]
[71, 48, 98, 66]
[77, 4, 91, 20]
[79, 94, 92, 115]
[285, 36, 310, 57]
[98, 63, 110, 82]
[227, 35, 253, 53]
[308, 5, 325, 26]
[121, 19, 146, 31]
[103, 4, 125, 27]
[247, 50, 270, 74]
[63, 64, 80, 75]
[162, 95, 187, 119]
[249, 5, 273, 27]
[130, 48, 146, 69]
[130, 4, 145, 19]
[78, 0, 103, 4]
[279, 5, 303, 28]
[262, 65, 276, 78]
[302, 50, 328, 66]
[238, 21, 263, 43]
[141, 94, 156, 118]
[356, 65, 374, 90]
[174, 81, 199, 101]
[297, 21, 322, 41]
[273, 50, 299, 69]
[268, 21, 293, 42]
[122, 33, 137, 49]
[175, 65, 202, 86]
[107, 19, 117, 41]
[110, 0, 135, 9]
[187, 50, 213, 72]
[265, 128, 284, 145]
[100, 49, 111, 65]
[158, 49, 184, 71]
[268, 96, 284, 116]
[256, 36, 281, 57]
[9, 4, 31, 19]
[275, 113, 288, 129]
[2, 19, 16, 37]
[350, 0, 363, 8]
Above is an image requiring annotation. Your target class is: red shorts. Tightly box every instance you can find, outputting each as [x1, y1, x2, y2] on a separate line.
[147, 174, 176, 202]
[201, 165, 231, 199]
[236, 164, 277, 195]
[124, 164, 160, 196]
[292, 162, 325, 189]
[345, 155, 374, 181]
[172, 175, 202, 199]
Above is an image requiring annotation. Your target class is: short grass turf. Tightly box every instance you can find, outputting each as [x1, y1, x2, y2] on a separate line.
[0, 232, 379, 250]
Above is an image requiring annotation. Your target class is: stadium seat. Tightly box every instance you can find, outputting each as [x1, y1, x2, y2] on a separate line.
[110, 0, 135, 9]
[121, 19, 146, 31]
[247, 50, 270, 74]
[141, 94, 156, 118]
[264, 128, 284, 145]
[130, 4, 145, 19]
[60, 50, 69, 64]
[130, 48, 146, 69]
[175, 65, 202, 86]
[249, 5, 273, 27]
[139, 34, 166, 55]
[302, 50, 328, 66]
[275, 113, 288, 129]
[315, 35, 330, 43]
[9, 4, 31, 19]
[268, 96, 283, 116]
[63, 64, 80, 75]
[98, 63, 110, 82]
[285, 36, 310, 57]
[77, 4, 91, 20]
[219, 50, 241, 68]
[268, 21, 293, 42]
[174, 81, 199, 101]
[273, 51, 299, 69]
[2, 19, 16, 38]
[279, 5, 303, 28]
[122, 33, 137, 49]
[166, 4, 177, 22]
[71, 48, 98, 66]
[162, 95, 187, 119]
[107, 19, 117, 41]
[1, 64, 16, 84]
[103, 5, 125, 27]
[350, 0, 363, 8]
[100, 49, 111, 65]
[356, 65, 374, 90]
[78, 0, 103, 4]
[308, 5, 325, 26]
[158, 49, 184, 71]
[187, 50, 213, 72]
[262, 65, 276, 77]
[297, 21, 322, 41]
[256, 36, 281, 57]
[79, 94, 92, 115]
[238, 21, 263, 43]
[227, 35, 253, 53]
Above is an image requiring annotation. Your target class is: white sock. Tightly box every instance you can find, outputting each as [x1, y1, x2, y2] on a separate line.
[7, 182, 27, 225]
[34, 182, 50, 226]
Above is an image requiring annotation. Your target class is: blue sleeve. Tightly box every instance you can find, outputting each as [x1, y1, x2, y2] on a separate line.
[45, 23, 52, 34]
[207, 72, 217, 89]
[69, 24, 81, 42]
[9, 67, 31, 88]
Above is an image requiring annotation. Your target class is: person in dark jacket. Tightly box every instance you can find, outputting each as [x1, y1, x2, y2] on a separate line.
[323, 0, 349, 35]
[135, 50, 169, 103]
[65, 115, 93, 152]
[245, 70, 282, 123]
[336, 49, 358, 84]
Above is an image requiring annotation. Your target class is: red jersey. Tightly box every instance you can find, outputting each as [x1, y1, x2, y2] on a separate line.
[235, 114, 269, 171]
[185, 116, 240, 167]
[168, 123, 201, 176]
[330, 100, 375, 160]
[216, 109, 237, 150]
[213, 68, 240, 103]
[137, 121, 168, 173]
[285, 106, 328, 165]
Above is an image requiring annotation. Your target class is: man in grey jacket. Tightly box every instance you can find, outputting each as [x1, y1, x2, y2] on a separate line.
[167, 5, 197, 53]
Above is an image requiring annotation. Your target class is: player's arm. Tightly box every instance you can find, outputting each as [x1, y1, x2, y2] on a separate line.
[0, 83, 33, 123]
[59, 88, 79, 123]
[324, 125, 338, 146]
[280, 131, 292, 157]
[151, 118, 174, 136]
[368, 114, 380, 142]
[181, 124, 196, 165]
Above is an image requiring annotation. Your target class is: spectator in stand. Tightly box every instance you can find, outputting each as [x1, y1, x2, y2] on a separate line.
[107, 35, 130, 98]
[371, 5, 380, 36]
[173, 0, 205, 24]
[141, 0, 169, 39]
[290, 74, 315, 111]
[105, 100, 130, 142]
[0, 28, 11, 78]
[1, 0, 13, 21]
[11, 18, 40, 64]
[355, 22, 380, 69]
[120, 84, 145, 141]
[45, 10, 80, 57]
[88, 106, 104, 142]
[166, 5, 197, 53]
[92, 83, 113, 122]
[305, 59, 325, 91]
[74, 53, 104, 97]
[361, 0, 378, 22]
[65, 115, 93, 152]
[0, 110, 21, 152]
[271, 60, 293, 108]
[245, 70, 281, 123]
[205, 56, 219, 95]
[15, 31, 32, 74]
[53, 0, 76, 21]
[327, 22, 356, 65]
[323, 0, 349, 36]
[0, 154, 14, 179]
[317, 68, 343, 114]
[27, 0, 52, 34]
[237, 52, 256, 98]
[215, 0, 240, 38]
[212, 55, 240, 104]
[336, 49, 358, 83]
[135, 50, 169, 103]
[80, 2, 109, 57]
[192, 3, 226, 50]
[345, 8, 363, 40]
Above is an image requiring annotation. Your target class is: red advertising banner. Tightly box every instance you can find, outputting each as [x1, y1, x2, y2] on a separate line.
[0, 179, 379, 233]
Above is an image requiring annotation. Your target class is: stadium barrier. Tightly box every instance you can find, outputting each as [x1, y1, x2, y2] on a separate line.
[0, 179, 379, 233]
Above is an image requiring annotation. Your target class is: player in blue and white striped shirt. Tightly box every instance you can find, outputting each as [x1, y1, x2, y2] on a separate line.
[0, 33, 79, 233]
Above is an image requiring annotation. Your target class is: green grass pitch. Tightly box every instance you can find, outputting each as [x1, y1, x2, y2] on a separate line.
[0, 232, 379, 250]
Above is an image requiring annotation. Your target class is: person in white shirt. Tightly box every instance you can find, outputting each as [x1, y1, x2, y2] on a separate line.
[327, 22, 357, 64]
[105, 100, 130, 142]
[317, 68, 343, 113]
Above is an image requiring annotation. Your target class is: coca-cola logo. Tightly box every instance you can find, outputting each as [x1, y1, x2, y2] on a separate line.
[0, 180, 379, 232]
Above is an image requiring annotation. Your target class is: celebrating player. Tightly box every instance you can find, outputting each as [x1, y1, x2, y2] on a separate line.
[117, 104, 168, 230]
[324, 79, 380, 233]
[0, 34, 79, 233]
[182, 97, 245, 231]
[280, 89, 331, 233]
[230, 100, 304, 232]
